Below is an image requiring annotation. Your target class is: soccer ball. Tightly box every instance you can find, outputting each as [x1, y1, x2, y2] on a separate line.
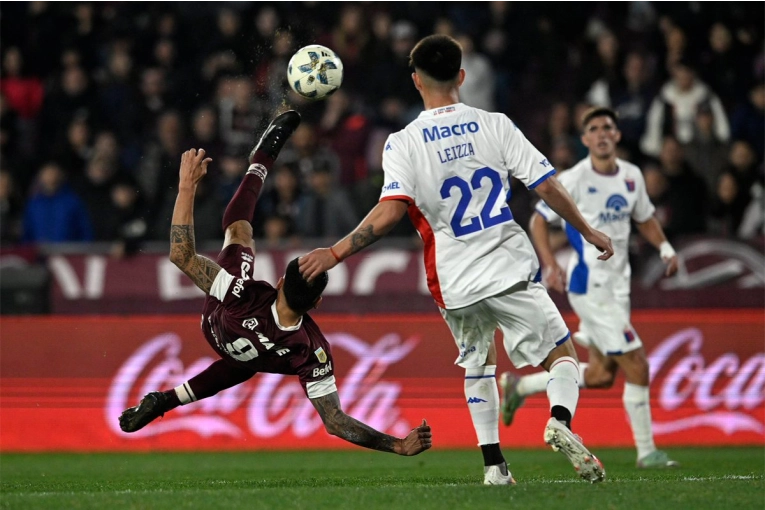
[287, 45, 344, 100]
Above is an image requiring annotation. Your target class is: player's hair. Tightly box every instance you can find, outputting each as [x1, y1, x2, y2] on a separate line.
[409, 35, 462, 82]
[282, 257, 328, 314]
[581, 106, 619, 132]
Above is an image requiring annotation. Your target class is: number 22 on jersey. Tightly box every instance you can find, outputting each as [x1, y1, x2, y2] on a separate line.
[440, 167, 513, 237]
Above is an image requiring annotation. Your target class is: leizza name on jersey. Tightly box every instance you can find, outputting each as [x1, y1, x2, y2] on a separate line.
[422, 121, 480, 143]
[438, 142, 475, 163]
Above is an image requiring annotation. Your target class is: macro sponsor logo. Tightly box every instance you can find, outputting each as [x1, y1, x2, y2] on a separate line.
[422, 122, 479, 143]
[599, 194, 631, 223]
[106, 332, 420, 439]
[649, 328, 765, 436]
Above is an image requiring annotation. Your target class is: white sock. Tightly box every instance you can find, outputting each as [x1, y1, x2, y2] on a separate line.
[517, 371, 550, 397]
[465, 365, 500, 445]
[578, 362, 589, 389]
[623, 382, 656, 460]
[174, 382, 197, 405]
[546, 356, 579, 419]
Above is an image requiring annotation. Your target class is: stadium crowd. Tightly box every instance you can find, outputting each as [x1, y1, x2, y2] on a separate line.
[1, 2, 763, 256]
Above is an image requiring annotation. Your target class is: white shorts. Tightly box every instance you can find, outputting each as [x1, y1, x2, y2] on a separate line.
[440, 282, 570, 369]
[568, 289, 642, 356]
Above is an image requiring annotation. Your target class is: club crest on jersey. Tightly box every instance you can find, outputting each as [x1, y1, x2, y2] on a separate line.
[242, 318, 258, 330]
[314, 347, 328, 363]
[625, 179, 635, 192]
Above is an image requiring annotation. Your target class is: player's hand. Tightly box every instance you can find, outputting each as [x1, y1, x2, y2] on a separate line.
[395, 419, 432, 456]
[584, 229, 613, 261]
[543, 263, 566, 293]
[663, 254, 678, 277]
[179, 148, 212, 188]
[299, 248, 338, 282]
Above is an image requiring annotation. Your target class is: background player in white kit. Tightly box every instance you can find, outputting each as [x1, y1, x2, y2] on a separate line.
[500, 107, 680, 469]
[300, 35, 613, 484]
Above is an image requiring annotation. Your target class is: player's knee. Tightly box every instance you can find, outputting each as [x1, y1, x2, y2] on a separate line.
[587, 370, 615, 389]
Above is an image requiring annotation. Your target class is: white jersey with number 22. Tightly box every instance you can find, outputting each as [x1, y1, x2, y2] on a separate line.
[379, 103, 555, 309]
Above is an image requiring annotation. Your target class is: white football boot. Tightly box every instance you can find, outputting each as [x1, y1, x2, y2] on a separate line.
[483, 463, 516, 485]
[544, 417, 605, 483]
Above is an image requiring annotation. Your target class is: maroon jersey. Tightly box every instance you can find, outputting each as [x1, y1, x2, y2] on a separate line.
[201, 245, 336, 399]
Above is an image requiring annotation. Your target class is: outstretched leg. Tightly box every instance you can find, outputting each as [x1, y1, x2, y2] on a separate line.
[119, 359, 254, 432]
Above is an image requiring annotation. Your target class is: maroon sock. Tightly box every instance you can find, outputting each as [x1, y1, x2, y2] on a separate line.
[184, 359, 255, 401]
[222, 170, 266, 230]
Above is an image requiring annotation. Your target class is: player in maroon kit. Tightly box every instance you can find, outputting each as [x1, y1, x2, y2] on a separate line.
[119, 111, 432, 456]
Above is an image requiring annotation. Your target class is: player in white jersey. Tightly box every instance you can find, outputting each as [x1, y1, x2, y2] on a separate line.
[300, 35, 613, 484]
[499, 107, 680, 469]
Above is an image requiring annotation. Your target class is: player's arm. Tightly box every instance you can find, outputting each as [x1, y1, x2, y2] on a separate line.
[299, 199, 409, 282]
[310, 391, 431, 455]
[534, 176, 614, 260]
[529, 212, 566, 293]
[168, 149, 222, 294]
[635, 217, 678, 276]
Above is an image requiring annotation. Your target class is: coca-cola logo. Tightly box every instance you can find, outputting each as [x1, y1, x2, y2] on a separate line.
[649, 328, 765, 435]
[105, 332, 419, 439]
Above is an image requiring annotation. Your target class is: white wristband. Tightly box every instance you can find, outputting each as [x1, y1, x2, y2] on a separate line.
[659, 241, 676, 261]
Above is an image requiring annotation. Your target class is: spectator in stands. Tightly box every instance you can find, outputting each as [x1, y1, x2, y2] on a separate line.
[0, 168, 23, 244]
[262, 214, 298, 248]
[110, 179, 148, 257]
[99, 47, 139, 142]
[73, 156, 121, 241]
[456, 34, 496, 112]
[185, 105, 224, 169]
[22, 162, 93, 243]
[684, 104, 729, 196]
[544, 102, 581, 159]
[586, 52, 655, 154]
[710, 171, 750, 238]
[701, 23, 746, 109]
[296, 165, 358, 239]
[256, 163, 304, 238]
[218, 76, 266, 157]
[137, 68, 171, 136]
[137, 110, 184, 224]
[730, 84, 765, 161]
[279, 122, 341, 186]
[319, 90, 371, 186]
[216, 151, 247, 207]
[653, 136, 709, 240]
[726, 141, 760, 195]
[252, 31, 295, 110]
[0, 46, 44, 120]
[53, 116, 92, 178]
[39, 65, 98, 156]
[319, 4, 371, 92]
[640, 60, 730, 157]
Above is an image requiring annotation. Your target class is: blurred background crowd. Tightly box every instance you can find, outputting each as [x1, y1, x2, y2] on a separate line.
[1, 2, 763, 257]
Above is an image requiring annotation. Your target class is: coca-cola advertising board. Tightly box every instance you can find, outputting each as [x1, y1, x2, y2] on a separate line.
[1, 311, 763, 452]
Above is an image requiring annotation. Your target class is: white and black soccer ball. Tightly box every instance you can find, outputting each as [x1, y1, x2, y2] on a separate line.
[287, 45, 344, 100]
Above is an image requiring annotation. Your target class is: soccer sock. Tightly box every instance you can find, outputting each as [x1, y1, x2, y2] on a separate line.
[546, 356, 580, 428]
[174, 359, 255, 404]
[221, 166, 268, 230]
[623, 382, 656, 460]
[465, 365, 503, 466]
[517, 371, 550, 397]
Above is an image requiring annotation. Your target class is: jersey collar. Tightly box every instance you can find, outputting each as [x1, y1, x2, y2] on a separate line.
[417, 102, 467, 119]
[271, 301, 302, 331]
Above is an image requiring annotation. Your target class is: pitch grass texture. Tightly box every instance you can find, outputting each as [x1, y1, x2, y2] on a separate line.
[1, 448, 763, 510]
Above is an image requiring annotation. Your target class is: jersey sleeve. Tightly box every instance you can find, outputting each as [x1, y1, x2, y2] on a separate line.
[631, 170, 656, 223]
[500, 116, 556, 190]
[379, 134, 416, 204]
[215, 244, 256, 280]
[534, 169, 576, 226]
[295, 324, 338, 399]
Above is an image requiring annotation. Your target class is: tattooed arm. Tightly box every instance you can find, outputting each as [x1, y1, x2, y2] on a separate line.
[168, 149, 222, 294]
[299, 199, 409, 282]
[310, 391, 431, 455]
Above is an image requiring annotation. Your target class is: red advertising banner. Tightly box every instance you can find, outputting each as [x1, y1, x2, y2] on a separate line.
[1, 311, 763, 452]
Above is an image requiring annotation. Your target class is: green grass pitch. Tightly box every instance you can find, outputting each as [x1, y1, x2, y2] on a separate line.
[1, 448, 763, 509]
